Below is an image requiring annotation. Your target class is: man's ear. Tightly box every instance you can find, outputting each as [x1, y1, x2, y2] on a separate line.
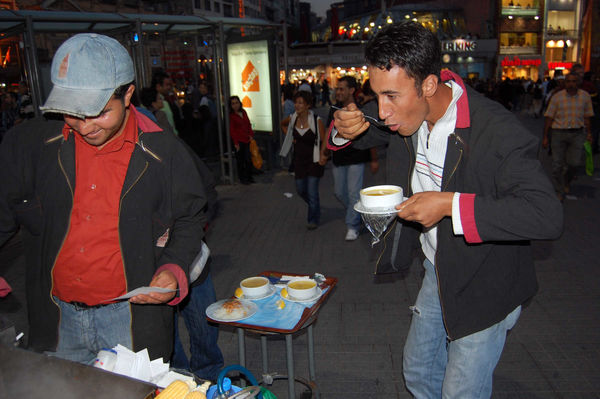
[124, 84, 136, 107]
[421, 74, 439, 98]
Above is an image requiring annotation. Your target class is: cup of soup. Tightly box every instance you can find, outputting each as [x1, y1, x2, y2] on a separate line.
[359, 185, 403, 209]
[286, 278, 318, 300]
[240, 276, 269, 298]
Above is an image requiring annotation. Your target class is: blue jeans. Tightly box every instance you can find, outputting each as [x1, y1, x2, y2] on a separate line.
[332, 163, 364, 230]
[172, 273, 224, 381]
[48, 298, 133, 365]
[403, 259, 521, 398]
[295, 176, 321, 225]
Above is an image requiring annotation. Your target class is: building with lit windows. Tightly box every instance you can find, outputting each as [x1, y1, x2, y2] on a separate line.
[498, 0, 543, 80]
[541, 0, 585, 76]
[287, 1, 498, 86]
[498, 0, 586, 80]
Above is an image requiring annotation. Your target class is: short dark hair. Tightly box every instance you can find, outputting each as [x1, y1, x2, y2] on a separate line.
[283, 84, 295, 100]
[365, 22, 441, 96]
[151, 71, 170, 88]
[113, 82, 134, 100]
[361, 79, 375, 97]
[338, 75, 358, 91]
[140, 87, 159, 109]
[293, 90, 313, 107]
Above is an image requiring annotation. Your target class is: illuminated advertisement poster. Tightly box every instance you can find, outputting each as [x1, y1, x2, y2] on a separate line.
[227, 40, 272, 132]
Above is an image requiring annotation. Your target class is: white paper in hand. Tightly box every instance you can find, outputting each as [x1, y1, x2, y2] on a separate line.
[106, 286, 177, 302]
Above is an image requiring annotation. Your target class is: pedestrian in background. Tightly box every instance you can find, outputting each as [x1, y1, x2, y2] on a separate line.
[282, 84, 296, 119]
[152, 71, 184, 135]
[229, 95, 255, 184]
[543, 72, 594, 201]
[0, 92, 18, 142]
[280, 91, 328, 229]
[16, 81, 35, 123]
[139, 86, 171, 130]
[327, 75, 378, 241]
[321, 77, 332, 106]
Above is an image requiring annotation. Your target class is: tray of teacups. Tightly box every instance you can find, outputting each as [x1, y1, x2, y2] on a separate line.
[205, 271, 337, 334]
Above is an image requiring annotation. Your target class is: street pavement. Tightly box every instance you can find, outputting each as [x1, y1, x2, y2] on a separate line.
[1, 111, 600, 398]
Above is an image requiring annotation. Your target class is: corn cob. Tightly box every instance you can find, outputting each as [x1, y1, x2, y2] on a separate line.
[183, 392, 206, 399]
[156, 380, 191, 399]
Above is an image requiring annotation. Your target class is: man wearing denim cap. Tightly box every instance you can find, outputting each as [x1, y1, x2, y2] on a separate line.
[0, 33, 208, 363]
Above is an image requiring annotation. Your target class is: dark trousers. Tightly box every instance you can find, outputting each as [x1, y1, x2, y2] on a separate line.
[235, 142, 252, 183]
[172, 272, 224, 380]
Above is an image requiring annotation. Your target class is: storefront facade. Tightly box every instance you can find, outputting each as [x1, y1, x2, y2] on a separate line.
[541, 0, 584, 77]
[287, 36, 498, 89]
[498, 0, 543, 80]
[440, 38, 498, 80]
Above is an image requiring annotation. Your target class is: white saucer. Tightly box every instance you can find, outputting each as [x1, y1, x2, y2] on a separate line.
[353, 200, 399, 215]
[284, 287, 323, 303]
[206, 299, 258, 322]
[241, 284, 276, 300]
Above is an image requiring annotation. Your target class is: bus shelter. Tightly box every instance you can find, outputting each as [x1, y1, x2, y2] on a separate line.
[0, 9, 286, 183]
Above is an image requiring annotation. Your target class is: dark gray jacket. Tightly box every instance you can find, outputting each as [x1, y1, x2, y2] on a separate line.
[0, 111, 207, 359]
[335, 83, 563, 339]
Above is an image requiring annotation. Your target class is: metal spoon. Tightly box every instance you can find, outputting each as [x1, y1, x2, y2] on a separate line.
[331, 105, 392, 129]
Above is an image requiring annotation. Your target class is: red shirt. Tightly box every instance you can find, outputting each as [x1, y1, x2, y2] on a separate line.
[52, 111, 137, 305]
[229, 110, 254, 145]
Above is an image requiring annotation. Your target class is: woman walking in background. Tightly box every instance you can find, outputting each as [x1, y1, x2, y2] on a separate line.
[280, 91, 328, 229]
[229, 95, 254, 184]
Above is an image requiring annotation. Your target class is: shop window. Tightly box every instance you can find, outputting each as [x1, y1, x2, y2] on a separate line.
[501, 0, 539, 9]
[501, 0, 540, 16]
[500, 32, 539, 53]
[545, 40, 577, 62]
[547, 0, 576, 11]
[546, 11, 577, 36]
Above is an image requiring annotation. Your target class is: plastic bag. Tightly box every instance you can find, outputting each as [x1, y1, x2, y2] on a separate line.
[249, 138, 263, 170]
[584, 141, 594, 176]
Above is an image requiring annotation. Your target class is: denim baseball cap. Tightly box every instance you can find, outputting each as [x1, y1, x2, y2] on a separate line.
[40, 33, 134, 118]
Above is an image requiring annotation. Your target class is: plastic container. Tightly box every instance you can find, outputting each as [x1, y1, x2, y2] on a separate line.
[206, 377, 242, 399]
[93, 348, 117, 371]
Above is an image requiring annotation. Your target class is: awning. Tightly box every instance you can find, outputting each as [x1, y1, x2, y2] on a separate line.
[0, 9, 279, 35]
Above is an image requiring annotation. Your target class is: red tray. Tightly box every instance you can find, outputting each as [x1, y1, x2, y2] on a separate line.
[206, 270, 337, 334]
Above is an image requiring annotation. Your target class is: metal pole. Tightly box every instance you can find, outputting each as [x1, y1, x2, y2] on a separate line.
[193, 34, 200, 87]
[285, 334, 295, 399]
[219, 21, 234, 184]
[23, 16, 42, 117]
[540, 0, 549, 77]
[307, 324, 319, 399]
[236, 328, 246, 388]
[274, 27, 283, 170]
[283, 22, 289, 83]
[260, 335, 268, 375]
[213, 26, 227, 182]
[135, 19, 147, 87]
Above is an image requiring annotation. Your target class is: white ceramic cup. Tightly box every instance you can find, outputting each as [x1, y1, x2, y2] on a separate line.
[286, 278, 317, 300]
[359, 185, 403, 209]
[240, 276, 269, 298]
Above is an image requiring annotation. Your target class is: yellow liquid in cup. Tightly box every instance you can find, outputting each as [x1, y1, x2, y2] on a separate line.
[364, 189, 399, 196]
[288, 280, 316, 290]
[242, 277, 267, 288]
